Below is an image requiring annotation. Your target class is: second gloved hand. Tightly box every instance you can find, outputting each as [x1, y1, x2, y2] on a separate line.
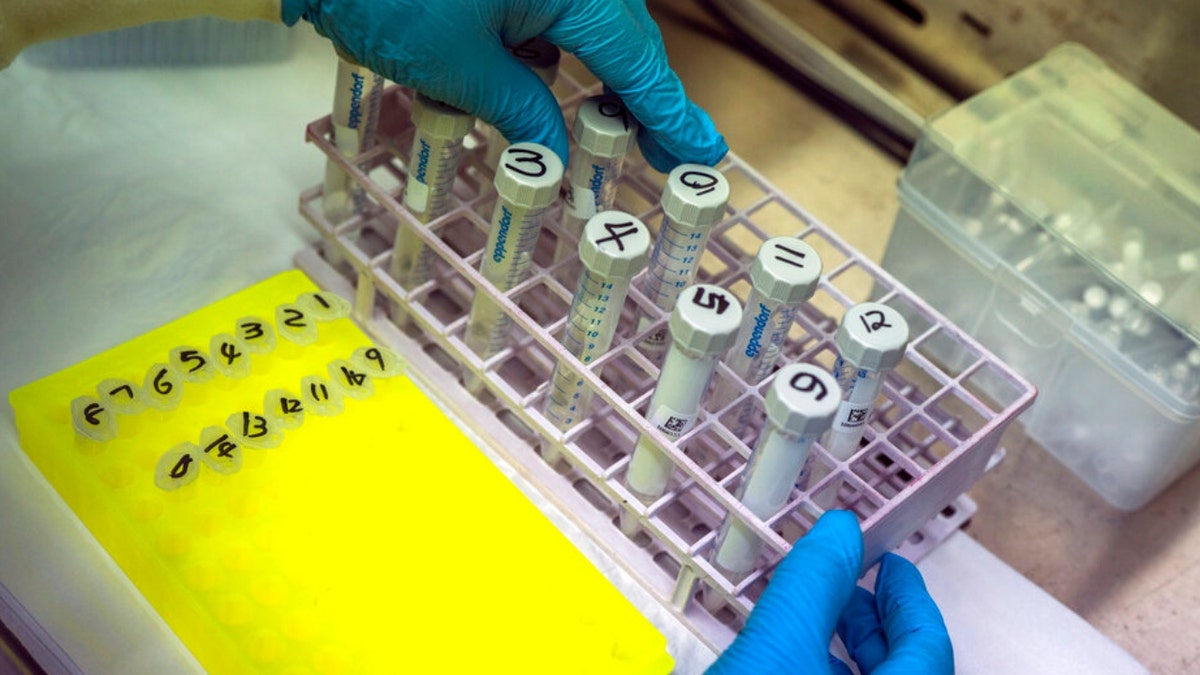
[282, 0, 728, 172]
[708, 510, 954, 674]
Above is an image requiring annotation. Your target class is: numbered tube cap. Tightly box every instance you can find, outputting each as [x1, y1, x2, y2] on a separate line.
[579, 211, 651, 280]
[509, 37, 561, 85]
[751, 237, 822, 305]
[71, 395, 117, 442]
[669, 284, 743, 355]
[835, 302, 910, 371]
[411, 93, 476, 140]
[661, 164, 730, 229]
[766, 364, 842, 437]
[573, 94, 637, 158]
[495, 142, 565, 209]
[97, 378, 146, 415]
[297, 291, 352, 321]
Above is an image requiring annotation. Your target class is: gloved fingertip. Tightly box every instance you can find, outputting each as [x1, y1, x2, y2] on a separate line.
[540, 132, 570, 171]
[836, 587, 879, 636]
[877, 551, 908, 573]
[759, 510, 862, 619]
[876, 553, 934, 603]
[762, 509, 863, 620]
[636, 103, 728, 172]
[771, 510, 861, 585]
[280, 0, 305, 25]
[875, 553, 955, 675]
[837, 587, 888, 673]
[473, 64, 570, 168]
[635, 129, 674, 173]
[709, 511, 863, 673]
[805, 510, 865, 552]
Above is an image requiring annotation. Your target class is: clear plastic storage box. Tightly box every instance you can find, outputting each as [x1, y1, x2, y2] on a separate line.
[298, 57, 1035, 650]
[883, 44, 1200, 511]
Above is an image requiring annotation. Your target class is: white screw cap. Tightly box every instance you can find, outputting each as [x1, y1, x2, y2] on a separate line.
[573, 94, 637, 158]
[766, 364, 842, 437]
[579, 211, 650, 280]
[661, 164, 729, 228]
[495, 142, 564, 208]
[669, 284, 743, 355]
[411, 93, 475, 140]
[835, 302, 910, 371]
[751, 237, 822, 305]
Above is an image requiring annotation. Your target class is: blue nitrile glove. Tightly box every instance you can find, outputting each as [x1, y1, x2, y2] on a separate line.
[282, 0, 728, 172]
[708, 510, 954, 674]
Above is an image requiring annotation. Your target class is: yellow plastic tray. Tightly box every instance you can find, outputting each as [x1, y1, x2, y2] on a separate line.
[10, 270, 671, 674]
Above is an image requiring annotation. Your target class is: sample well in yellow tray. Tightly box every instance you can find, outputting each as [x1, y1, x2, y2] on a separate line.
[11, 270, 671, 674]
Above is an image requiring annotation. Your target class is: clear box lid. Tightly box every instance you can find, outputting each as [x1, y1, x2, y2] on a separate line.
[917, 44, 1200, 335]
[901, 44, 1200, 410]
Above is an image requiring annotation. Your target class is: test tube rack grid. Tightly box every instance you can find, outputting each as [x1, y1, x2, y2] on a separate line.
[297, 61, 1036, 651]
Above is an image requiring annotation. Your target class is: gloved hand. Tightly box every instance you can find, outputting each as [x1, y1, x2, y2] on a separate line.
[708, 510, 954, 674]
[281, 0, 727, 172]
